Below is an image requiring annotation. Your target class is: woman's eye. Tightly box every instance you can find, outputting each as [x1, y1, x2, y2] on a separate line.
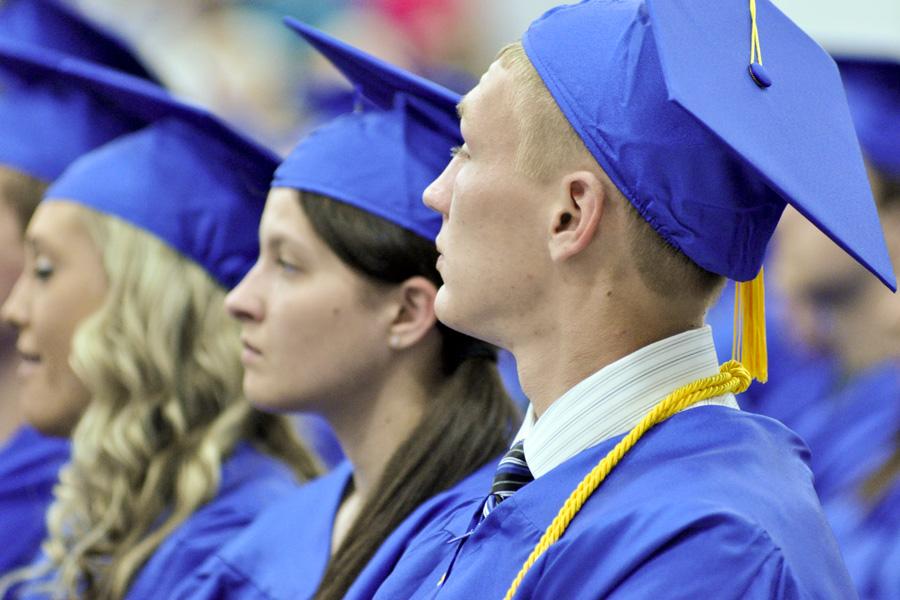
[276, 257, 300, 273]
[33, 258, 54, 280]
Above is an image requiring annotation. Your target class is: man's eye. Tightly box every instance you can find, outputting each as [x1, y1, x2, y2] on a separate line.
[450, 145, 470, 159]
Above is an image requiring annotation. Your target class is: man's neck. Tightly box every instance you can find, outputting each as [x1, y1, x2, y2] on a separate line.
[513, 305, 702, 418]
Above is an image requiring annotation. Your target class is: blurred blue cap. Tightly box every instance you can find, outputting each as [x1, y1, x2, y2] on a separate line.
[836, 58, 900, 178]
[0, 0, 158, 182]
[0, 38, 150, 181]
[274, 17, 462, 241]
[38, 55, 278, 289]
[0, 0, 157, 81]
[523, 0, 896, 291]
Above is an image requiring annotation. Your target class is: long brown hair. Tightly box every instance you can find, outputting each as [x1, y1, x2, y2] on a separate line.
[298, 191, 520, 600]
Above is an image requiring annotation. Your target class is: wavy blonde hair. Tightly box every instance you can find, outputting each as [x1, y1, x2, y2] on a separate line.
[5, 207, 318, 599]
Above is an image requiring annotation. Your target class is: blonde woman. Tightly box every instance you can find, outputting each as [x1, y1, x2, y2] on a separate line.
[0, 3, 159, 574]
[0, 45, 317, 599]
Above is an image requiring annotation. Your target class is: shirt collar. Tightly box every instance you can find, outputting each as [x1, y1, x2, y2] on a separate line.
[513, 326, 739, 479]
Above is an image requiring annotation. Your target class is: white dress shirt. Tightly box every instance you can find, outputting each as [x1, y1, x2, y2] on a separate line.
[514, 326, 740, 479]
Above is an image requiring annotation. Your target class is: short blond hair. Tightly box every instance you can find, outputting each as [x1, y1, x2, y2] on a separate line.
[497, 42, 724, 303]
[496, 42, 589, 180]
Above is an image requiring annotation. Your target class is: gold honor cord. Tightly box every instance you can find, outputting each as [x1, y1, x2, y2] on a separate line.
[503, 360, 753, 599]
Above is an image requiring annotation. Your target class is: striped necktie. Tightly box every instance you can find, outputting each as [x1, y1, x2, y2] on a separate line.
[482, 440, 533, 519]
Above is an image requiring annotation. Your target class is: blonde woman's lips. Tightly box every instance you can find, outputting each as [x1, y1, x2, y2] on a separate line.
[16, 349, 40, 379]
[240, 339, 263, 364]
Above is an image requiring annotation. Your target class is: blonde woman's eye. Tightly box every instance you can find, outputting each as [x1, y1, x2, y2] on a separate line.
[33, 258, 54, 281]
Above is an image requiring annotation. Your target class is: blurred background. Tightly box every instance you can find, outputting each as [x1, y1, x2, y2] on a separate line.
[68, 0, 565, 153]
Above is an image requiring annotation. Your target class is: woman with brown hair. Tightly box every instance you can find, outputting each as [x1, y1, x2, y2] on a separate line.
[173, 21, 519, 600]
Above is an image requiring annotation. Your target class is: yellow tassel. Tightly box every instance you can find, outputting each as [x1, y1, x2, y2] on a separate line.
[732, 267, 768, 383]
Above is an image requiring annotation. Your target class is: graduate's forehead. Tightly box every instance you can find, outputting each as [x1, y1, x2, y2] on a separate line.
[458, 61, 518, 147]
[261, 188, 304, 235]
[25, 200, 93, 254]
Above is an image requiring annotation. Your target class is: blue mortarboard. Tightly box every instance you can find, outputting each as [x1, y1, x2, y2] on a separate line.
[836, 58, 900, 178]
[0, 0, 157, 81]
[522, 0, 896, 293]
[272, 17, 462, 241]
[0, 0, 157, 183]
[0, 39, 149, 181]
[37, 55, 278, 289]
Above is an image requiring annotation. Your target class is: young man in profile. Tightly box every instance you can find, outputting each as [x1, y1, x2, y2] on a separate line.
[367, 0, 897, 598]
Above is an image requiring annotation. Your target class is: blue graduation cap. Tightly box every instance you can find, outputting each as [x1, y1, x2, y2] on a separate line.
[36, 52, 278, 289]
[522, 0, 897, 381]
[0, 0, 157, 183]
[272, 17, 462, 241]
[836, 58, 900, 178]
[523, 0, 894, 291]
[0, 0, 157, 81]
[0, 39, 150, 181]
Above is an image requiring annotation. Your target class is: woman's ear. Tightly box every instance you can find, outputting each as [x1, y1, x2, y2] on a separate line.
[386, 276, 438, 350]
[548, 170, 606, 262]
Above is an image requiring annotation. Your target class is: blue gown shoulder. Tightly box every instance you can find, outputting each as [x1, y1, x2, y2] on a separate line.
[170, 460, 352, 600]
[173, 456, 500, 600]
[124, 443, 301, 600]
[0, 426, 69, 573]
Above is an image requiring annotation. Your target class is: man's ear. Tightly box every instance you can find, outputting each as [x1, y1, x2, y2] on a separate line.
[386, 276, 439, 350]
[548, 171, 606, 262]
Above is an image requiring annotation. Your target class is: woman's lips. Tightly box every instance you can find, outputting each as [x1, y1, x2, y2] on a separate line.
[16, 348, 41, 379]
[240, 338, 263, 365]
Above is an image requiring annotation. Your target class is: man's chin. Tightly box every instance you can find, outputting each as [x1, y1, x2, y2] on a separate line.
[434, 288, 491, 343]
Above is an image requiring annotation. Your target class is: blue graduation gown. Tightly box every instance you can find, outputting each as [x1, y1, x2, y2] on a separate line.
[0, 426, 69, 574]
[124, 443, 300, 599]
[172, 458, 499, 600]
[789, 361, 899, 504]
[826, 481, 900, 600]
[373, 406, 855, 599]
[810, 361, 900, 599]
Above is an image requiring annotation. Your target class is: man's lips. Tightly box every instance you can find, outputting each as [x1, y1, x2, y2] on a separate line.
[435, 237, 446, 268]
